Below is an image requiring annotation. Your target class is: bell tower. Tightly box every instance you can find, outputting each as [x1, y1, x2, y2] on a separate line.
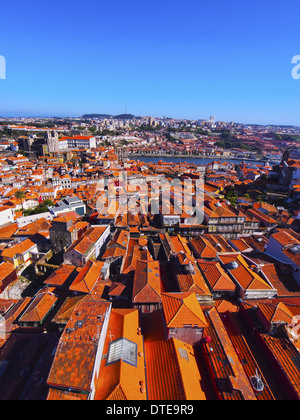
[46, 130, 59, 154]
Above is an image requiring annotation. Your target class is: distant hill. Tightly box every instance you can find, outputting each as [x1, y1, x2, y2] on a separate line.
[82, 113, 135, 120]
[114, 114, 135, 120]
[82, 114, 112, 119]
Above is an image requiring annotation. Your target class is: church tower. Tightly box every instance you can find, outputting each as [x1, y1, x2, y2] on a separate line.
[46, 130, 59, 154]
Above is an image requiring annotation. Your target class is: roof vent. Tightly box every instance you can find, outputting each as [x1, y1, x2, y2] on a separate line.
[250, 370, 265, 393]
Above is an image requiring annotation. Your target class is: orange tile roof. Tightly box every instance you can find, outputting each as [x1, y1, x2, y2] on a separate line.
[0, 262, 16, 283]
[102, 230, 129, 260]
[257, 301, 294, 325]
[204, 307, 257, 400]
[94, 309, 147, 400]
[18, 290, 58, 324]
[218, 254, 274, 291]
[214, 299, 239, 313]
[0, 298, 18, 314]
[170, 235, 192, 256]
[229, 238, 253, 252]
[52, 211, 79, 223]
[15, 218, 51, 236]
[145, 337, 207, 400]
[66, 226, 108, 256]
[202, 234, 235, 253]
[44, 264, 77, 287]
[47, 300, 111, 394]
[51, 296, 85, 325]
[197, 260, 236, 292]
[121, 238, 152, 274]
[133, 260, 162, 304]
[69, 261, 106, 294]
[260, 334, 300, 398]
[189, 236, 217, 259]
[1, 237, 38, 259]
[161, 292, 207, 328]
[220, 311, 275, 400]
[174, 258, 212, 297]
[0, 223, 18, 239]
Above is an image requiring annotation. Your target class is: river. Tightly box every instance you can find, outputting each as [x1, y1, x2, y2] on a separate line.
[129, 155, 278, 166]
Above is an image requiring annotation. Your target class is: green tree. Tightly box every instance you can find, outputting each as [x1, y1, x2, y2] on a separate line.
[225, 187, 238, 206]
[15, 190, 25, 210]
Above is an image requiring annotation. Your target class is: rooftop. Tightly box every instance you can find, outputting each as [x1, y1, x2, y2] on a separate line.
[161, 292, 207, 329]
[47, 300, 111, 395]
[145, 336, 207, 400]
[94, 309, 146, 400]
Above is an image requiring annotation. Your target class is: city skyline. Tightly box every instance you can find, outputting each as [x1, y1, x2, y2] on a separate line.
[1, 112, 300, 129]
[0, 0, 300, 125]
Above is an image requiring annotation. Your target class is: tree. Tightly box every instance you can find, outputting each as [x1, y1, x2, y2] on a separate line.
[225, 187, 238, 206]
[23, 200, 54, 217]
[15, 190, 25, 210]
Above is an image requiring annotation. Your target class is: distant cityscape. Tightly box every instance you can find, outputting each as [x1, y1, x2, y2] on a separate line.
[0, 113, 299, 401]
[1, 113, 300, 162]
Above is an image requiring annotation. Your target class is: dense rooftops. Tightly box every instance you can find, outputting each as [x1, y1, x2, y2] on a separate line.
[0, 148, 300, 400]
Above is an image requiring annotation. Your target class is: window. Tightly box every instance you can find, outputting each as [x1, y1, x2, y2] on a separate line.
[106, 338, 137, 367]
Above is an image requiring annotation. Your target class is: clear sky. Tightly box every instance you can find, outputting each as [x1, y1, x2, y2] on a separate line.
[0, 0, 300, 125]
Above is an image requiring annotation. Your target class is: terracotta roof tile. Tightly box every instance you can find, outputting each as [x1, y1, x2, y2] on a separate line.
[44, 264, 77, 287]
[218, 254, 274, 291]
[161, 292, 207, 328]
[198, 260, 236, 292]
[18, 291, 58, 324]
[133, 260, 162, 304]
[144, 337, 207, 400]
[69, 261, 107, 294]
[47, 300, 111, 394]
[94, 309, 146, 400]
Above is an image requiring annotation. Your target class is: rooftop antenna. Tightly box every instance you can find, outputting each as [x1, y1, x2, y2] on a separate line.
[108, 330, 115, 342]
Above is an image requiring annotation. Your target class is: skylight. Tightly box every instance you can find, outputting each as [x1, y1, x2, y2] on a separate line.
[106, 338, 137, 367]
[289, 244, 300, 255]
[178, 348, 189, 362]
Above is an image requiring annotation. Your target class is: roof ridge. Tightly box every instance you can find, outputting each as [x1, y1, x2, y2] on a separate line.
[161, 293, 183, 327]
[273, 302, 293, 320]
[174, 294, 207, 327]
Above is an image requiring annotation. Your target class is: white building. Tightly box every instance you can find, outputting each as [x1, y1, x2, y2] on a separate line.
[16, 211, 53, 228]
[0, 207, 14, 226]
[59, 135, 96, 150]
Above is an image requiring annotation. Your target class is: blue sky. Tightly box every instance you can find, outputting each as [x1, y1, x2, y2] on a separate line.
[0, 0, 300, 125]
